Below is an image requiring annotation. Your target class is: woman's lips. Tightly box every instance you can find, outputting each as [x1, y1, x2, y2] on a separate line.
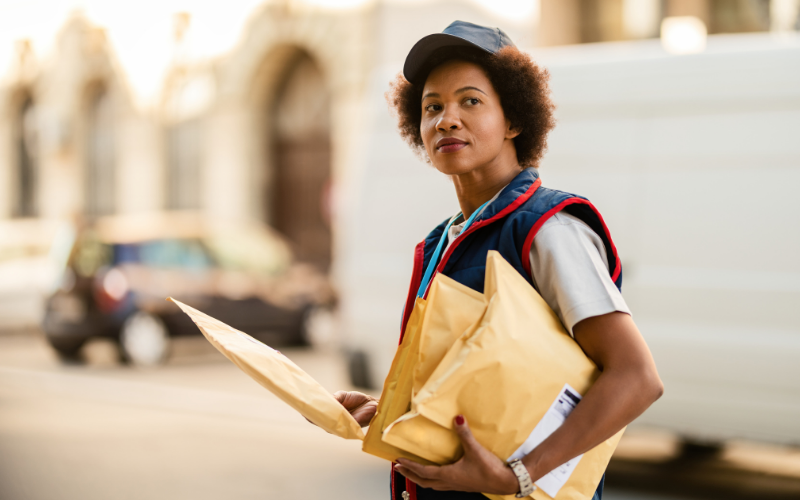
[436, 138, 468, 153]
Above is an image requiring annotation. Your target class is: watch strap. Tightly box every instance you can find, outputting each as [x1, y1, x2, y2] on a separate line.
[508, 458, 536, 498]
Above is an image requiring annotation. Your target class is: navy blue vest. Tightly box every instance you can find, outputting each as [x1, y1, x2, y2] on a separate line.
[399, 168, 621, 339]
[393, 168, 620, 500]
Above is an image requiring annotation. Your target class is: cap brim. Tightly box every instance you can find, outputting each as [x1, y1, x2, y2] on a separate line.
[403, 33, 492, 84]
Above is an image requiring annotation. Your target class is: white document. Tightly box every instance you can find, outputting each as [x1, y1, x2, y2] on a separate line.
[508, 384, 583, 498]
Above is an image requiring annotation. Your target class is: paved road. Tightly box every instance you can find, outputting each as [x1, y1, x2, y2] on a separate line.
[0, 334, 797, 500]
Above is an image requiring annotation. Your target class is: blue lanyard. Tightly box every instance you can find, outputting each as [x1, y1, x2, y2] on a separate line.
[416, 200, 491, 298]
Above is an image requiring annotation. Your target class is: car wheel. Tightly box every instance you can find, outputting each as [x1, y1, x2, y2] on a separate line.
[50, 341, 85, 364]
[347, 350, 373, 389]
[299, 306, 337, 348]
[119, 311, 170, 367]
[679, 440, 723, 461]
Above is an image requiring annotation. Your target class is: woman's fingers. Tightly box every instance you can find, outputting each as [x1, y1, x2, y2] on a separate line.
[334, 390, 365, 409]
[333, 390, 348, 404]
[396, 459, 440, 480]
[395, 460, 477, 492]
[393, 416, 516, 495]
[395, 461, 451, 490]
[332, 391, 379, 427]
[453, 415, 481, 455]
[351, 401, 378, 426]
[334, 391, 368, 411]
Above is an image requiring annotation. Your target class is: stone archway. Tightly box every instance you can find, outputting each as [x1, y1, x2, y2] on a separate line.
[215, 12, 366, 269]
[268, 51, 332, 271]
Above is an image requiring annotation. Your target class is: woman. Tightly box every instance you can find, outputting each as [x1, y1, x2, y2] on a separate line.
[334, 21, 664, 500]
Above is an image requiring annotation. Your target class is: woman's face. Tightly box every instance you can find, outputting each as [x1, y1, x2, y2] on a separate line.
[420, 59, 518, 177]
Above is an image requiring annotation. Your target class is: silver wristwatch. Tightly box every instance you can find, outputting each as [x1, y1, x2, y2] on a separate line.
[508, 458, 536, 498]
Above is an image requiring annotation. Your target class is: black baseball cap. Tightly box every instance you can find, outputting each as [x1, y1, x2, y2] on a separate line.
[403, 20, 516, 84]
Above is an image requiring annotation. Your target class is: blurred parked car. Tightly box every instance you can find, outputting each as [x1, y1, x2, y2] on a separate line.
[42, 212, 336, 366]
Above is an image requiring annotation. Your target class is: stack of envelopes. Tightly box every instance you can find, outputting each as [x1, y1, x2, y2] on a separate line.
[363, 251, 624, 500]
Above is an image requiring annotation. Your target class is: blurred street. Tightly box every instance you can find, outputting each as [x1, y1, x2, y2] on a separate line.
[1, 333, 799, 500]
[1, 2, 799, 500]
[0, 333, 385, 500]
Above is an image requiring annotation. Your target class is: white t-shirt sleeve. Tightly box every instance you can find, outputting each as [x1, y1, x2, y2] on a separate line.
[529, 211, 630, 336]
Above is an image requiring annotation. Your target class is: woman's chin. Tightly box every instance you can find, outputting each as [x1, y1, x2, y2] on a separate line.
[431, 158, 480, 177]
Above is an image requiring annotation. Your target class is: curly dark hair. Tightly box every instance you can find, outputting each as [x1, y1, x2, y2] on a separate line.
[387, 46, 556, 168]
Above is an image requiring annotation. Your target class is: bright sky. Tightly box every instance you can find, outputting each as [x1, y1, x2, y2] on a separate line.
[0, 0, 537, 106]
[0, 0, 266, 106]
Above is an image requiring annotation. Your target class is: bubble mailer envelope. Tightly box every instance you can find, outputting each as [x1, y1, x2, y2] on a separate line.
[169, 298, 364, 441]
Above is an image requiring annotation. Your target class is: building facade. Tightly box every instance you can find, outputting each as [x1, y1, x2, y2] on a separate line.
[2, 0, 797, 270]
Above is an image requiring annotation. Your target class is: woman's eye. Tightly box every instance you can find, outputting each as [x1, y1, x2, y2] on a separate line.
[465, 98, 480, 106]
[425, 104, 442, 112]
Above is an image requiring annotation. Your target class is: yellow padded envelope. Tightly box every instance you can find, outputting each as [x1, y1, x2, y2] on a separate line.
[168, 298, 364, 441]
[362, 297, 435, 464]
[380, 252, 624, 500]
[362, 276, 485, 464]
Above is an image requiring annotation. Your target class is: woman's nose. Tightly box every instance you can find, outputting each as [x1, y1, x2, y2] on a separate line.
[437, 107, 461, 131]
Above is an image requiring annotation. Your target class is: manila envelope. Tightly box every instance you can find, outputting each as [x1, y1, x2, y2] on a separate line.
[362, 276, 485, 464]
[168, 298, 364, 441]
[362, 297, 435, 464]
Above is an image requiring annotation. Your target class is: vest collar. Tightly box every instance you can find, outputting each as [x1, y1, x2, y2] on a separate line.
[471, 168, 540, 224]
[423, 168, 542, 253]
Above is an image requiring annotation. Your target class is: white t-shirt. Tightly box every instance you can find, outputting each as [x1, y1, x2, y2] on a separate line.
[444, 190, 630, 336]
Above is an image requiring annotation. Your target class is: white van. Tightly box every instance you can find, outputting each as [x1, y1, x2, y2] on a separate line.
[339, 33, 800, 447]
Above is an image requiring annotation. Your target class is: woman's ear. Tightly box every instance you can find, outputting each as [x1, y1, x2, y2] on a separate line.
[505, 120, 521, 140]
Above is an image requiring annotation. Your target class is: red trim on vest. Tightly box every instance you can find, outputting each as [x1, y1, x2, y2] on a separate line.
[400, 241, 426, 341]
[406, 478, 418, 500]
[520, 198, 622, 283]
[421, 178, 543, 299]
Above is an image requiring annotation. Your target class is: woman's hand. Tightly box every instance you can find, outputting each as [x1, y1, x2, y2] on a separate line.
[394, 415, 518, 495]
[333, 390, 378, 427]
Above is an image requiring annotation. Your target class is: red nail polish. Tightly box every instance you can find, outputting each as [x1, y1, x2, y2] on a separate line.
[455, 415, 465, 426]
